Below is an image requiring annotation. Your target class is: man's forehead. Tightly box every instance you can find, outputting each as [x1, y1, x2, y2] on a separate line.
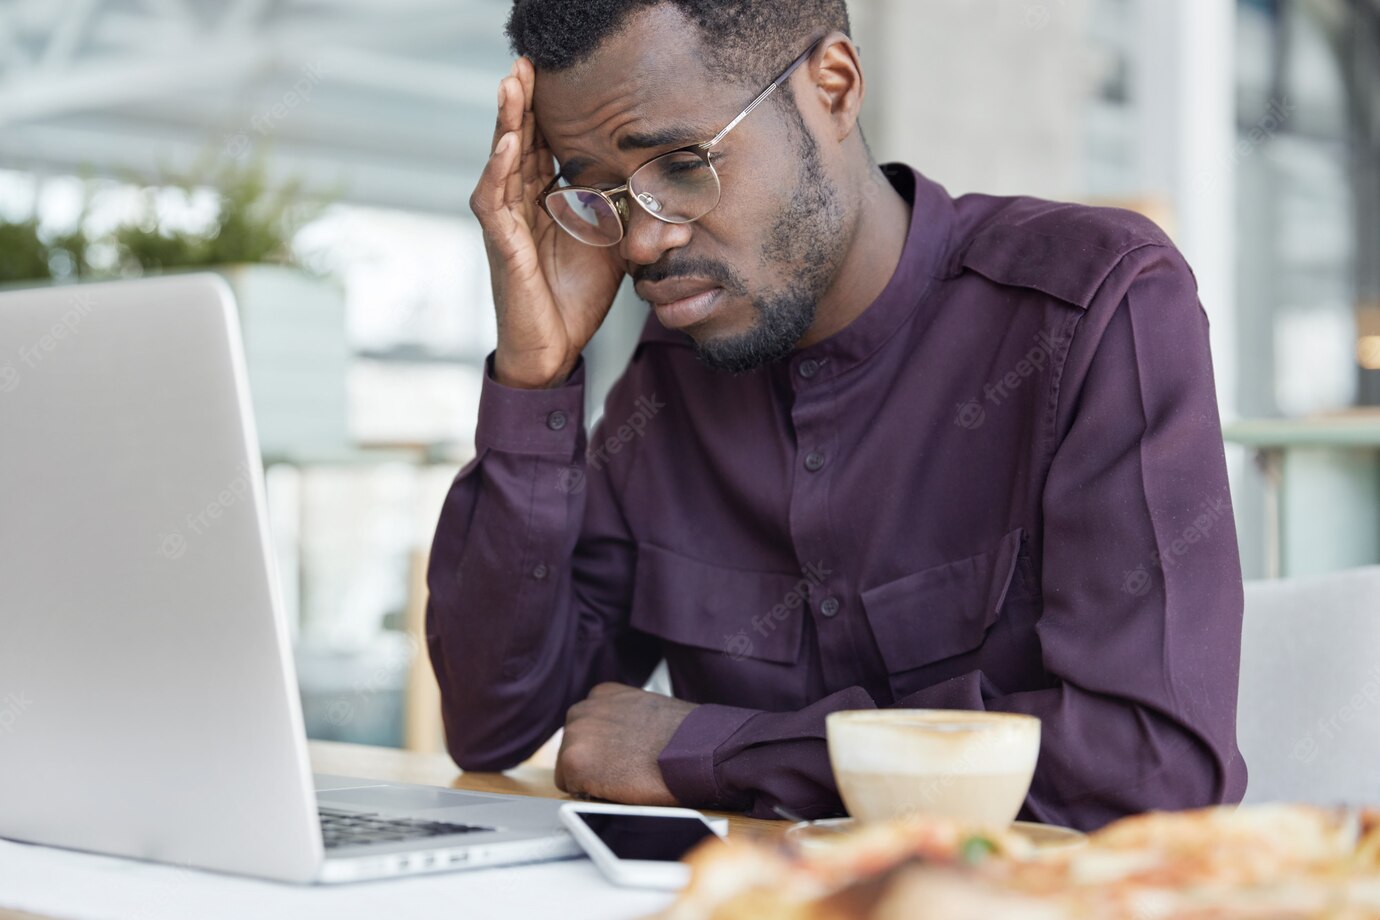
[534, 67, 730, 180]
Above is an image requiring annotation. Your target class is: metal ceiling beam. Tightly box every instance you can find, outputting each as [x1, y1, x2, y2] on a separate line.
[138, 0, 197, 21]
[310, 47, 497, 107]
[61, 104, 482, 165]
[222, 0, 277, 34]
[0, 121, 483, 214]
[0, 0, 512, 212]
[0, 43, 497, 125]
[38, 0, 100, 70]
[91, 4, 503, 54]
[0, 5, 35, 75]
[0, 44, 271, 125]
[0, 0, 505, 123]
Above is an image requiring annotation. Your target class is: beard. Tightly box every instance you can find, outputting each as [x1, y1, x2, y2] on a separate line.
[694, 125, 846, 374]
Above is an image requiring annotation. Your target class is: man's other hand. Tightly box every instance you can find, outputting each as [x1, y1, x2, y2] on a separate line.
[554, 683, 698, 806]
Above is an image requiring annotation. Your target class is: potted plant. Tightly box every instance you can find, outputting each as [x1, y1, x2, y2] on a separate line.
[1, 156, 349, 459]
[116, 157, 347, 459]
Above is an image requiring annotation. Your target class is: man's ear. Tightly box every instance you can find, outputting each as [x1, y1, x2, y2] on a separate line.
[809, 32, 864, 143]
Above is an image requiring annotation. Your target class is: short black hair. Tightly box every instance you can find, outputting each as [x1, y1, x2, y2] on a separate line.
[505, 0, 851, 88]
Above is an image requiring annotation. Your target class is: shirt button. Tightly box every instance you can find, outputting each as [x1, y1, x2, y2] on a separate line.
[532, 563, 549, 580]
[804, 451, 827, 472]
[546, 410, 568, 431]
[798, 359, 820, 379]
[820, 597, 841, 618]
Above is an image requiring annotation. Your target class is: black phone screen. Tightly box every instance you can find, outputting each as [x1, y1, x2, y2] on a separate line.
[576, 812, 718, 862]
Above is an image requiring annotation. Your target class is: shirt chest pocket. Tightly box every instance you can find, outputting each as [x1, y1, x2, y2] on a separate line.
[628, 542, 810, 710]
[860, 528, 1033, 696]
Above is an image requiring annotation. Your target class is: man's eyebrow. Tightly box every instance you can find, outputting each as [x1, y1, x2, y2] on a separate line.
[559, 125, 711, 182]
[617, 125, 708, 152]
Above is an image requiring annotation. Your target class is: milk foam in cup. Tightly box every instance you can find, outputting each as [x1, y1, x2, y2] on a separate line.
[826, 710, 1041, 825]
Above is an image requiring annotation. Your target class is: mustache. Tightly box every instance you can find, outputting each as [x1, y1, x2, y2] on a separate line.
[632, 257, 747, 296]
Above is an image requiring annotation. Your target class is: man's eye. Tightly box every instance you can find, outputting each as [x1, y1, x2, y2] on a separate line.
[662, 153, 722, 178]
[665, 159, 709, 176]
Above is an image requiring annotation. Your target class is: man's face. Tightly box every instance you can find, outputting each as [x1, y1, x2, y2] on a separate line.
[532, 5, 849, 373]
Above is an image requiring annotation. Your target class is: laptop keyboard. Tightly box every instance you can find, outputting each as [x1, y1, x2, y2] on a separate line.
[319, 806, 494, 850]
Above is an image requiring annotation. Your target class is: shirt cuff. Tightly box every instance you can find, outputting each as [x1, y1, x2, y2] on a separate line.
[474, 353, 586, 457]
[657, 703, 760, 809]
[902, 671, 994, 709]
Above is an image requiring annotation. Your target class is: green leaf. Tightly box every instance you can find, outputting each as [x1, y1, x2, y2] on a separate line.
[960, 835, 998, 864]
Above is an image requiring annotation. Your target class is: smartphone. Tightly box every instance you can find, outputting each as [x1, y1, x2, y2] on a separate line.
[558, 802, 727, 889]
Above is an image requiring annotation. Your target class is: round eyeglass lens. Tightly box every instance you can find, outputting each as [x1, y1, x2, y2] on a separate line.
[546, 188, 623, 246]
[629, 151, 722, 224]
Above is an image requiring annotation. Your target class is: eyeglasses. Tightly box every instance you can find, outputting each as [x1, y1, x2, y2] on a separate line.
[537, 36, 825, 247]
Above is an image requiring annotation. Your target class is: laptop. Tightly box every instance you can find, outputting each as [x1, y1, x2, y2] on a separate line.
[0, 274, 578, 883]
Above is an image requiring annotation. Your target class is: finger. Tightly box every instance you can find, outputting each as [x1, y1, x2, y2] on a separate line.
[553, 733, 569, 792]
[587, 682, 626, 699]
[523, 134, 556, 234]
[492, 78, 520, 153]
[505, 108, 532, 210]
[489, 69, 508, 153]
[515, 58, 551, 220]
[553, 732, 587, 797]
[520, 109, 539, 183]
[471, 131, 520, 232]
[515, 55, 535, 113]
[489, 66, 521, 155]
[520, 109, 545, 193]
[532, 120, 555, 186]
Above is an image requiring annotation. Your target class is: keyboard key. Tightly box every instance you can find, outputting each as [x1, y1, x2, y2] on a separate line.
[318, 807, 493, 850]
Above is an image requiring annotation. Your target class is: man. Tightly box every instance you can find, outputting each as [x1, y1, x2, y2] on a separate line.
[426, 0, 1249, 831]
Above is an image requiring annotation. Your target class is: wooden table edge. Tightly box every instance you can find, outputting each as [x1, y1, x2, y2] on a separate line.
[0, 740, 787, 920]
[306, 739, 788, 838]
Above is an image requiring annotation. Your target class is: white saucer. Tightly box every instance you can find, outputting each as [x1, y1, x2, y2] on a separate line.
[784, 817, 1087, 853]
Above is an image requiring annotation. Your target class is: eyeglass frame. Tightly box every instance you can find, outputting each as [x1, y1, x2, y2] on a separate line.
[536, 35, 827, 246]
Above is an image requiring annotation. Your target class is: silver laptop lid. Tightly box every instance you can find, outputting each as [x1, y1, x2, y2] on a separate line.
[0, 274, 323, 882]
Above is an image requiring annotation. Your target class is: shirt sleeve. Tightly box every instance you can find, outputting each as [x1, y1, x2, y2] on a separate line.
[425, 354, 662, 771]
[658, 244, 1249, 829]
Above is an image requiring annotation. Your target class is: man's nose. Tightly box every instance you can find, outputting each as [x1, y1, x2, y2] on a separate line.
[619, 196, 693, 267]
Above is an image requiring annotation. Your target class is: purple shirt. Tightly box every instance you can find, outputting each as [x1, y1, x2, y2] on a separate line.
[426, 165, 1248, 830]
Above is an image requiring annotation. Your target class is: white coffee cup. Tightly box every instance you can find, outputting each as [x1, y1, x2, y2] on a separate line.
[826, 709, 1041, 826]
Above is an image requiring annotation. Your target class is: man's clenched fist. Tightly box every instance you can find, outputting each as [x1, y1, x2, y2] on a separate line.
[554, 683, 699, 806]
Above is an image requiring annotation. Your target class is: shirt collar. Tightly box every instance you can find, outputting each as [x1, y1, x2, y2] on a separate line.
[636, 163, 957, 377]
[790, 163, 957, 377]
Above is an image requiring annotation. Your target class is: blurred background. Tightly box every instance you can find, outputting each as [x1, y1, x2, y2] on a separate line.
[1, 0, 1377, 753]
